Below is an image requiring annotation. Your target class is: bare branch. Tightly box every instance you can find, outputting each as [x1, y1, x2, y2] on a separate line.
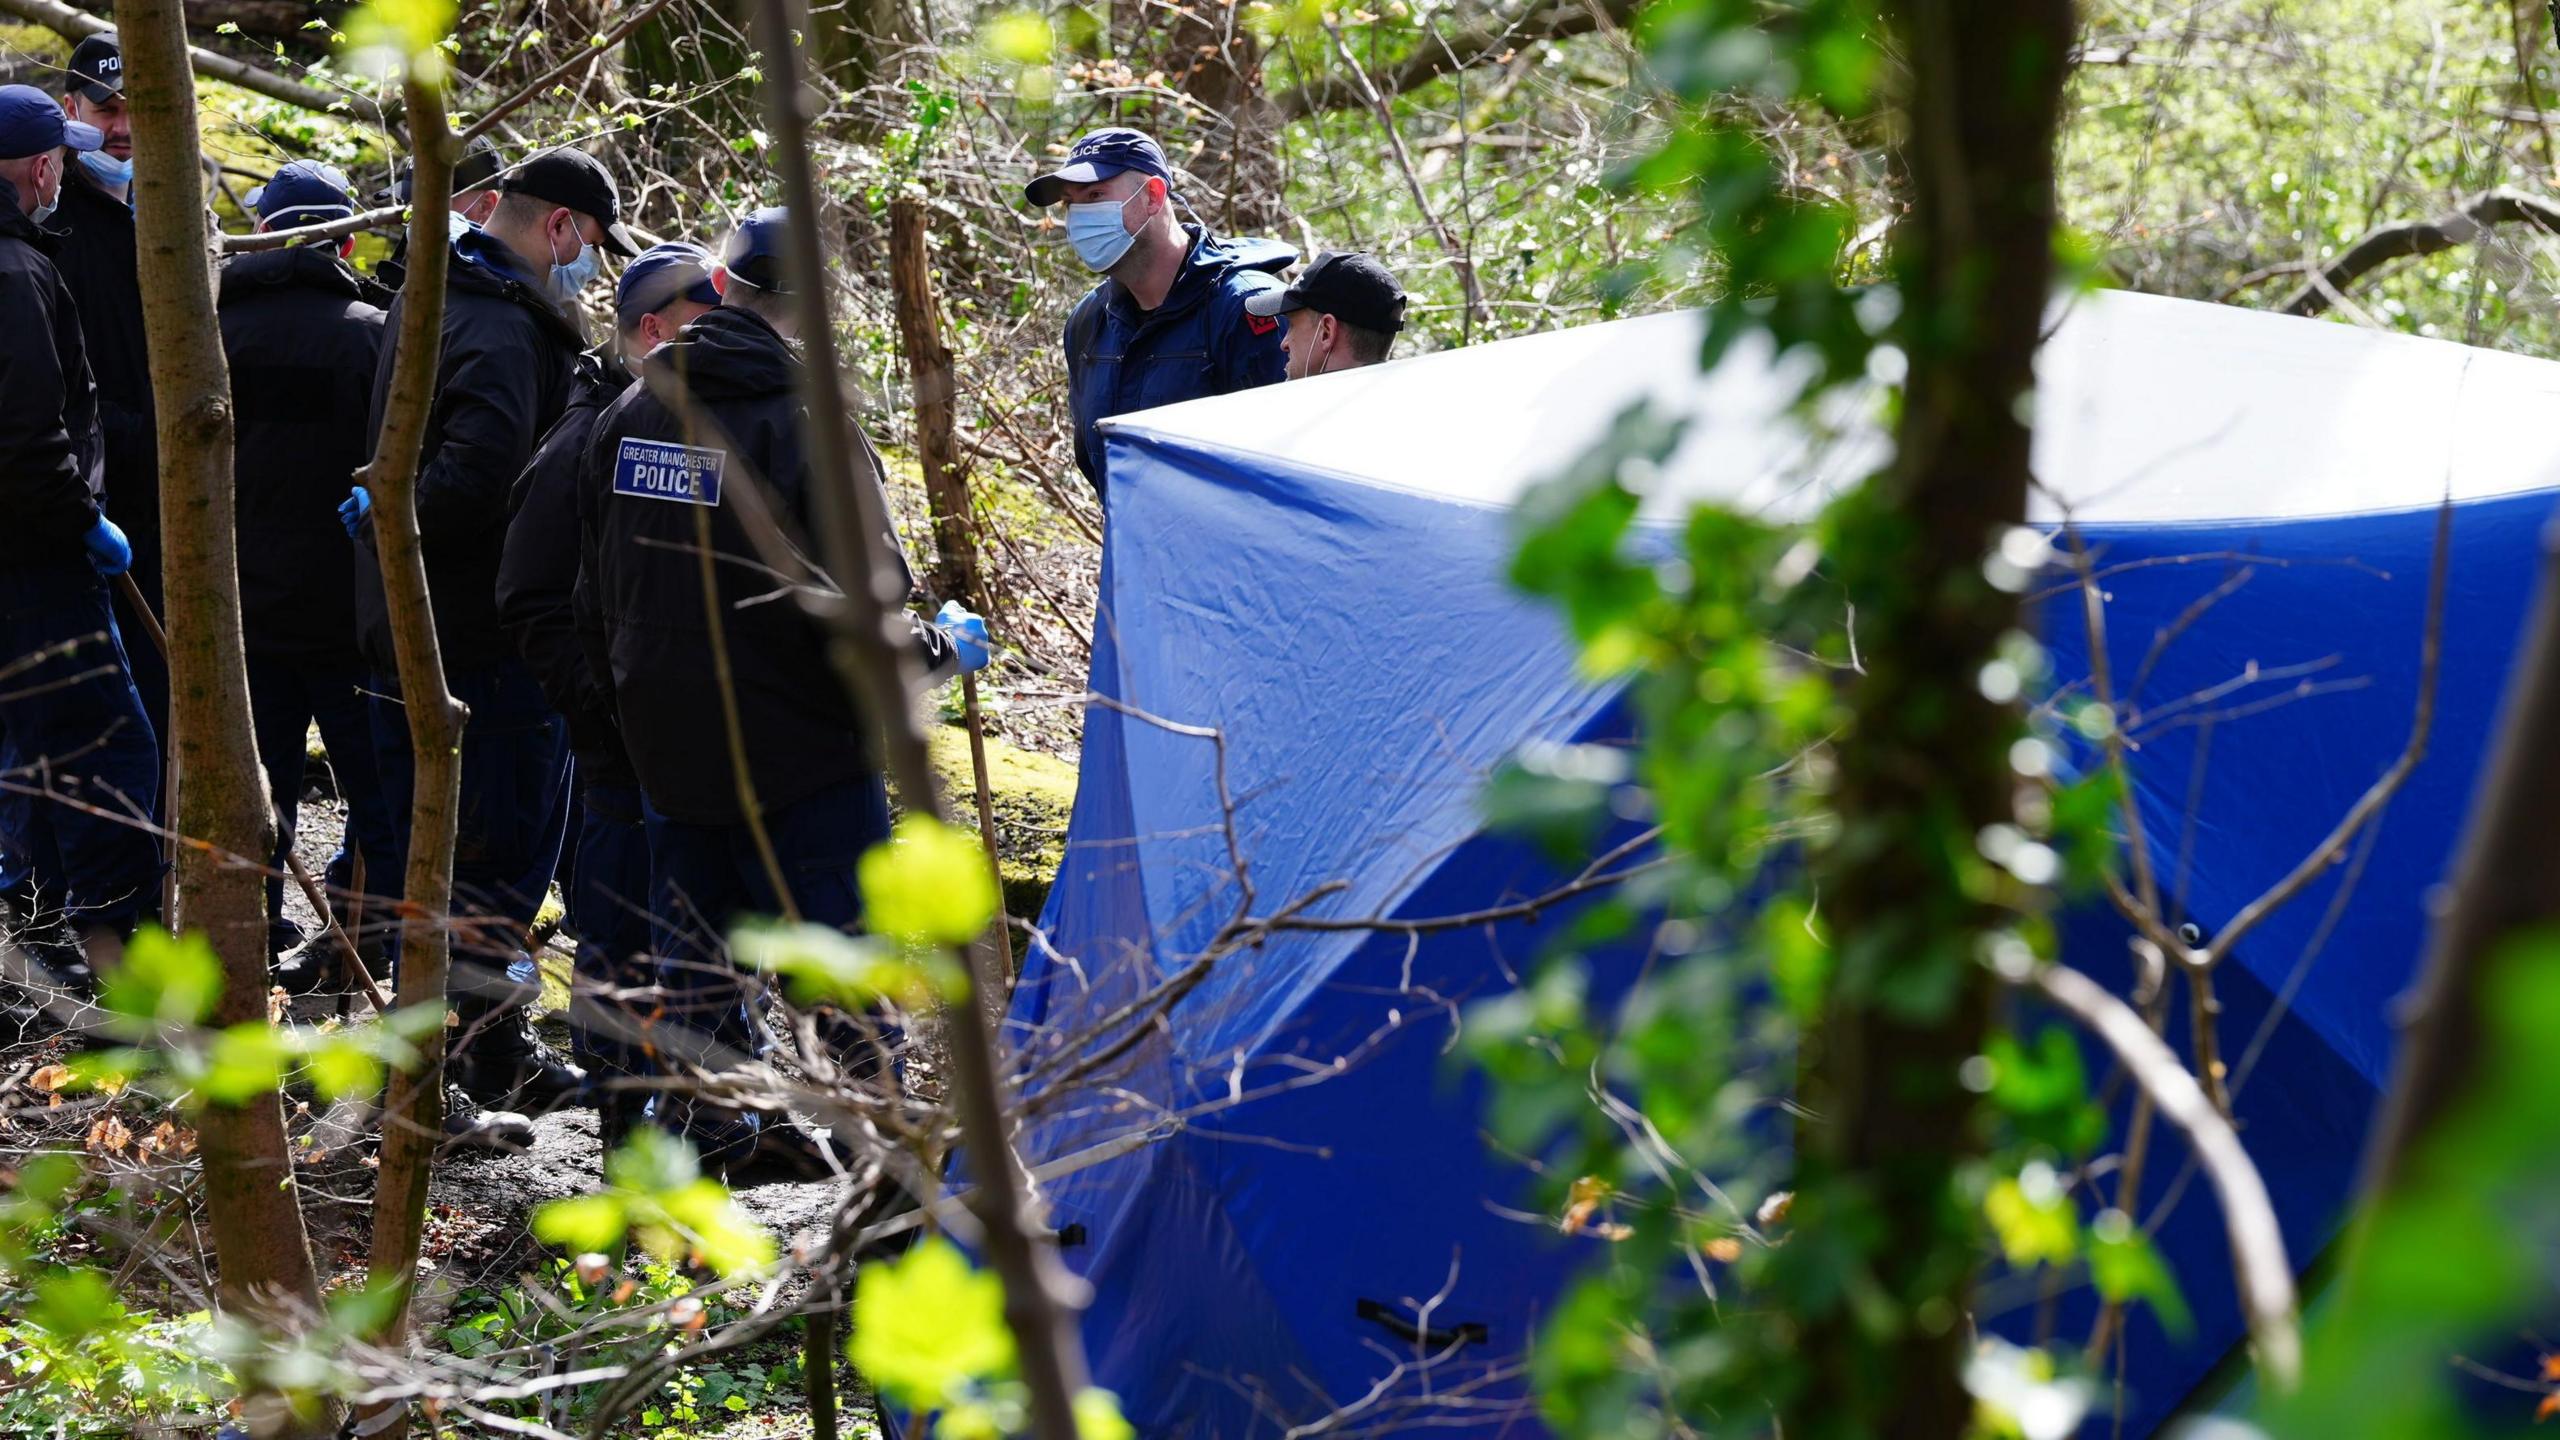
[1271, 0, 1638, 119]
[2277, 188, 2560, 317]
[2031, 962, 2300, 1389]
[0, 0, 386, 121]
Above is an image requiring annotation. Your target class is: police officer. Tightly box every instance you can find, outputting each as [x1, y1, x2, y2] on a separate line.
[1247, 250, 1408, 379]
[581, 208, 986, 1176]
[1026, 127, 1292, 495]
[0, 85, 157, 979]
[50, 32, 165, 737]
[498, 241, 718, 1149]
[217, 160, 402, 977]
[374, 134, 504, 293]
[349, 146, 637, 1120]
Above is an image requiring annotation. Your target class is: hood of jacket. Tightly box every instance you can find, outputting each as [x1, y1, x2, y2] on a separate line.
[218, 242, 378, 307]
[1109, 225, 1294, 324]
[642, 305, 798, 403]
[450, 226, 586, 349]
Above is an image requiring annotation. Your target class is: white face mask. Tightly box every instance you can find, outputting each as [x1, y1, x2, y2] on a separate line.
[28, 158, 58, 223]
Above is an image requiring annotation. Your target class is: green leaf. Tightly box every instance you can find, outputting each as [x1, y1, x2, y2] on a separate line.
[850, 1237, 1016, 1408]
[1074, 1388, 1136, 1440]
[606, 1126, 703, 1194]
[100, 929, 222, 1029]
[859, 817, 999, 948]
[732, 922, 964, 1009]
[2088, 1217, 2189, 1336]
[648, 1179, 776, 1278]
[979, 9, 1052, 64]
[1984, 1173, 2076, 1268]
[347, 0, 456, 57]
[30, 1269, 122, 1341]
[303, 1038, 384, 1102]
[533, 1193, 630, 1254]
[197, 1023, 293, 1106]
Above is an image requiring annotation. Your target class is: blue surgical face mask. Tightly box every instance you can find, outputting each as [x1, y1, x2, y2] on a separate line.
[1065, 189, 1142, 272]
[548, 227, 600, 302]
[79, 150, 132, 187]
[446, 208, 476, 243]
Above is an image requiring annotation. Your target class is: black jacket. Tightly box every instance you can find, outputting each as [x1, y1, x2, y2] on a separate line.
[499, 348, 634, 787]
[217, 245, 388, 663]
[50, 163, 155, 599]
[0, 178, 104, 565]
[355, 229, 582, 672]
[579, 306, 951, 825]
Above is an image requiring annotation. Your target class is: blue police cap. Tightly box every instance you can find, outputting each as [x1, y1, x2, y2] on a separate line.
[719, 206, 793, 294]
[0, 82, 102, 161]
[247, 159, 357, 229]
[616, 240, 720, 327]
[1024, 127, 1173, 207]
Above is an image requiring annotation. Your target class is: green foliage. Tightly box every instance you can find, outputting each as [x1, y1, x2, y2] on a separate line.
[533, 1130, 778, 1278]
[2262, 931, 2560, 1437]
[852, 1236, 1130, 1438]
[861, 815, 1003, 948]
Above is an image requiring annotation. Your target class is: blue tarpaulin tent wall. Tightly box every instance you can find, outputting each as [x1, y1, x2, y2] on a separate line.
[1001, 291, 2560, 1437]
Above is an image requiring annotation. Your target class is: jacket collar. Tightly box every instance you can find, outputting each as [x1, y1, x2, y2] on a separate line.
[448, 226, 585, 347]
[0, 178, 42, 248]
[218, 242, 372, 305]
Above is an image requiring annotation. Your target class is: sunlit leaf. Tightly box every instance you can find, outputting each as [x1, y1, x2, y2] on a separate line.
[860, 817, 999, 948]
[850, 1237, 1016, 1408]
[100, 929, 222, 1029]
[533, 1193, 630, 1255]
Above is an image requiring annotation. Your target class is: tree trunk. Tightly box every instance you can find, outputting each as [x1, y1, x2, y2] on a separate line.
[1788, 0, 2072, 1434]
[754, 0, 1095, 1433]
[2359, 522, 2560, 1193]
[1160, 1, 1285, 234]
[119, 0, 327, 1342]
[357, 81, 468, 1435]
[886, 198, 982, 614]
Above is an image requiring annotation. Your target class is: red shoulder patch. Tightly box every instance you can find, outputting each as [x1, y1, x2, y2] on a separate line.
[1246, 311, 1279, 336]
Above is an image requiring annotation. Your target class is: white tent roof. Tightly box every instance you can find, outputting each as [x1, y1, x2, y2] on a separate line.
[1101, 289, 2560, 524]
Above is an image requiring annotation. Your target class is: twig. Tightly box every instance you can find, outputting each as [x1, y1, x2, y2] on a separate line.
[2031, 962, 2300, 1388]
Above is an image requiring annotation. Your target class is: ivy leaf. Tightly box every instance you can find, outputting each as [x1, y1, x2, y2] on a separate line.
[850, 1237, 1017, 1409]
[29, 1269, 123, 1341]
[860, 817, 999, 948]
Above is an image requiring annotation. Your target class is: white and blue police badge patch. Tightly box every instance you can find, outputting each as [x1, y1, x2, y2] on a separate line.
[613, 437, 725, 506]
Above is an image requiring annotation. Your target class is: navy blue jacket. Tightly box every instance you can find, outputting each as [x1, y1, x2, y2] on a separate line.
[498, 348, 634, 788]
[0, 176, 102, 565]
[579, 306, 954, 826]
[217, 244, 387, 663]
[49, 164, 154, 602]
[1063, 226, 1292, 495]
[354, 227, 583, 673]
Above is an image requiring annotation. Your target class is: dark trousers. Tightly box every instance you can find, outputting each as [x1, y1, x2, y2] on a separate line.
[566, 779, 654, 1084]
[0, 562, 161, 930]
[247, 653, 399, 955]
[644, 775, 892, 1072]
[368, 658, 574, 1020]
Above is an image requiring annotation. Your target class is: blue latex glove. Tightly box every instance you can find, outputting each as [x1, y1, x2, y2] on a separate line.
[935, 600, 991, 675]
[83, 515, 131, 576]
[338, 485, 372, 538]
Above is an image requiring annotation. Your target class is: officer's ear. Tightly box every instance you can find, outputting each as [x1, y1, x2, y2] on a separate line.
[710, 266, 729, 298]
[337, 235, 357, 261]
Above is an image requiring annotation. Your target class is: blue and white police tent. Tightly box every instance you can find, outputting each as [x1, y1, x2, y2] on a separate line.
[1001, 290, 2560, 1437]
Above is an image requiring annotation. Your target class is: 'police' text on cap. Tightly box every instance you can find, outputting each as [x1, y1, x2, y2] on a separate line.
[66, 32, 121, 103]
[1024, 127, 1174, 207]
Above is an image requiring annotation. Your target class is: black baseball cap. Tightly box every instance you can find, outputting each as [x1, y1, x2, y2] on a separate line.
[1244, 251, 1407, 335]
[1024, 127, 1173, 206]
[719, 207, 792, 293]
[0, 83, 101, 160]
[498, 147, 639, 256]
[65, 32, 121, 103]
[378, 133, 502, 204]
